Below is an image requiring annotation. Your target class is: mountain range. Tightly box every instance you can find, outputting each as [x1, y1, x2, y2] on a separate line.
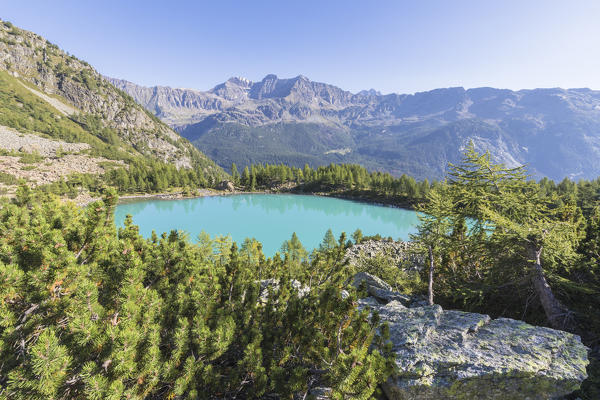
[108, 75, 600, 181]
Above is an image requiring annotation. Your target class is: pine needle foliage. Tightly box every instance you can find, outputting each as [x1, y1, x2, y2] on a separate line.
[0, 186, 393, 399]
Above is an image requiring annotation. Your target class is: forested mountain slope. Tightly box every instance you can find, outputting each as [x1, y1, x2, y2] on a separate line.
[109, 74, 600, 181]
[0, 19, 225, 196]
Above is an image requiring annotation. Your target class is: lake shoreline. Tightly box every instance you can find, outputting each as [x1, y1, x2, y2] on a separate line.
[73, 184, 418, 212]
[111, 189, 416, 211]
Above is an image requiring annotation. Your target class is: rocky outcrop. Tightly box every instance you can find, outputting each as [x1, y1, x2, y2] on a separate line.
[355, 273, 589, 399]
[216, 180, 235, 192]
[256, 273, 589, 398]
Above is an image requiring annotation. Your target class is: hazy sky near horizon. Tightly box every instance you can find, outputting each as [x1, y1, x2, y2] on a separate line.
[2, 0, 600, 94]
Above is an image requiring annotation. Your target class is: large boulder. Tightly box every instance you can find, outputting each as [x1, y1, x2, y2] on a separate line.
[351, 272, 426, 307]
[361, 299, 589, 399]
[263, 273, 589, 399]
[217, 180, 235, 191]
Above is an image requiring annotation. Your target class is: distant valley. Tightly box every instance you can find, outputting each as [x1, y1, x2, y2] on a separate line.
[108, 75, 600, 181]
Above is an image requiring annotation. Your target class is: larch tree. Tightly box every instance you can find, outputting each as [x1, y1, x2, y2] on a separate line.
[415, 143, 582, 331]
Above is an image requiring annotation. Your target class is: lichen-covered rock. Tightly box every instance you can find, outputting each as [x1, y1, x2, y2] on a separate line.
[364, 300, 590, 399]
[258, 279, 309, 303]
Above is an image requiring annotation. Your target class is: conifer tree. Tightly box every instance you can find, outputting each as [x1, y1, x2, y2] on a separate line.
[242, 166, 250, 187]
[415, 143, 583, 331]
[281, 232, 308, 263]
[231, 163, 240, 185]
[319, 228, 338, 251]
[411, 187, 452, 305]
[352, 228, 364, 244]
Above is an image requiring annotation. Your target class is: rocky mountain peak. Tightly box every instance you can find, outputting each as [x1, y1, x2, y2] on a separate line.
[210, 76, 252, 102]
[249, 74, 285, 99]
[357, 88, 382, 97]
[262, 73, 278, 81]
[227, 76, 252, 86]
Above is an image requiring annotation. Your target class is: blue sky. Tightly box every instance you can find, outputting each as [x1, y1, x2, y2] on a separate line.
[2, 0, 600, 93]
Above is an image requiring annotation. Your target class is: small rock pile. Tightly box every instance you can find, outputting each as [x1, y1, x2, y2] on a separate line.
[345, 240, 424, 272]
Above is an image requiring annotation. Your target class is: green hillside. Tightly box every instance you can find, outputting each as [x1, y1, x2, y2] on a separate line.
[0, 19, 226, 197]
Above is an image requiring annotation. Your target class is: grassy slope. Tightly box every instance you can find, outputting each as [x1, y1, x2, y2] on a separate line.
[0, 19, 227, 184]
[0, 69, 134, 161]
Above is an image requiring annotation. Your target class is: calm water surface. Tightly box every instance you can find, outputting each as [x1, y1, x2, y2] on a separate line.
[114, 194, 420, 256]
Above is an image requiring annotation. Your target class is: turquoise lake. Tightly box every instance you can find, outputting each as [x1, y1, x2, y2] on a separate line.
[114, 194, 420, 256]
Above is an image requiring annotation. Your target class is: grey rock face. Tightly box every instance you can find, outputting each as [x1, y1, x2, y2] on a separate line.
[216, 180, 235, 191]
[349, 272, 590, 400]
[378, 301, 588, 399]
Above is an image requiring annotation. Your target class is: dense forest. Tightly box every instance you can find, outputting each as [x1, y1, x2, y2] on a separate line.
[231, 162, 435, 206]
[37, 161, 436, 207]
[1, 145, 599, 398]
[230, 160, 600, 212]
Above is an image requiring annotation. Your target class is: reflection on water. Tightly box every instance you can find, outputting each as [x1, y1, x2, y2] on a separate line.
[115, 194, 420, 256]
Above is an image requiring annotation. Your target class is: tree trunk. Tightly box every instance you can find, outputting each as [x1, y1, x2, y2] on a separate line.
[528, 244, 576, 332]
[428, 245, 434, 306]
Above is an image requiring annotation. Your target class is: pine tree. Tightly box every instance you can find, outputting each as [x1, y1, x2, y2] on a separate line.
[281, 232, 308, 263]
[411, 187, 452, 305]
[231, 163, 240, 185]
[352, 229, 364, 244]
[242, 166, 250, 187]
[319, 229, 338, 251]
